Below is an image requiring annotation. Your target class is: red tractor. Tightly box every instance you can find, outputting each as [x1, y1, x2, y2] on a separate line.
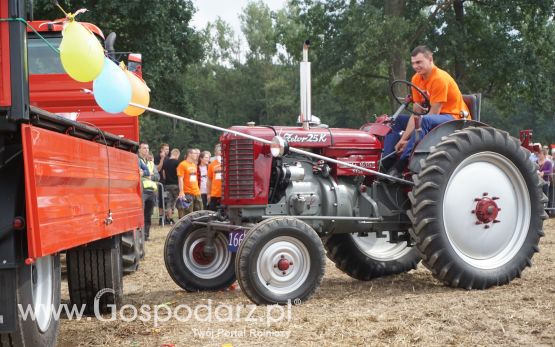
[164, 42, 546, 305]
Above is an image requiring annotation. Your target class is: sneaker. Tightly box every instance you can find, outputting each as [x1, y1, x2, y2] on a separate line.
[169, 218, 176, 225]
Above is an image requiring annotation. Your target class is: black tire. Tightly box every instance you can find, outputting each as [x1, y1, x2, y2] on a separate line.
[236, 217, 326, 305]
[66, 237, 123, 315]
[325, 232, 419, 281]
[408, 127, 547, 289]
[164, 210, 235, 291]
[0, 255, 61, 347]
[121, 231, 140, 275]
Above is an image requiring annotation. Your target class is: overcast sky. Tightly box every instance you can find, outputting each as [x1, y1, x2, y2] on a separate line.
[190, 0, 287, 34]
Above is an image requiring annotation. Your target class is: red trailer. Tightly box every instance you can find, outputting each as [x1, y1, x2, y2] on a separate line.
[0, 1, 143, 346]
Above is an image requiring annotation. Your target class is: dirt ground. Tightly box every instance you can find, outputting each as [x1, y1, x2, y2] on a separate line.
[58, 219, 555, 347]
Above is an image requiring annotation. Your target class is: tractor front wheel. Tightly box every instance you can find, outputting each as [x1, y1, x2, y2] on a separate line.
[236, 217, 325, 305]
[409, 126, 546, 289]
[164, 211, 236, 291]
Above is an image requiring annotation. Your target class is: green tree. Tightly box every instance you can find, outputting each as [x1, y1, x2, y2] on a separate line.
[33, 0, 203, 148]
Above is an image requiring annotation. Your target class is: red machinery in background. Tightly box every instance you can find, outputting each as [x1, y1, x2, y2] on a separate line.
[0, 1, 143, 346]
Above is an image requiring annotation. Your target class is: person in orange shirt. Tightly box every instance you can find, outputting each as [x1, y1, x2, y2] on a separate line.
[176, 148, 202, 218]
[206, 144, 223, 211]
[384, 45, 469, 177]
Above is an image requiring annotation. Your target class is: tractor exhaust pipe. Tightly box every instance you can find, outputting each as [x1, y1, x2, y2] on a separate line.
[300, 40, 311, 130]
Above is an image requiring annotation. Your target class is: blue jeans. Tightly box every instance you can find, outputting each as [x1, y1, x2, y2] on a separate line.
[383, 114, 455, 161]
[383, 114, 410, 160]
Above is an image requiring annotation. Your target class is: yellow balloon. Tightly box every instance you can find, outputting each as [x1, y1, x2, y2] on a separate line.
[123, 70, 150, 116]
[59, 21, 104, 82]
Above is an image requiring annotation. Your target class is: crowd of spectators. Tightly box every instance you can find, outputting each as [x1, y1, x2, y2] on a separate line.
[138, 141, 223, 235]
[531, 144, 554, 215]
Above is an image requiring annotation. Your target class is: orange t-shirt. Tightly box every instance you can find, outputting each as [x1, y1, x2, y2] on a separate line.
[411, 66, 468, 119]
[207, 159, 222, 198]
[177, 160, 200, 196]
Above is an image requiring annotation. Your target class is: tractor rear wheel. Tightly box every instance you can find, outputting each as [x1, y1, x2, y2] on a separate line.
[236, 217, 325, 305]
[409, 126, 546, 289]
[164, 210, 236, 291]
[325, 232, 419, 281]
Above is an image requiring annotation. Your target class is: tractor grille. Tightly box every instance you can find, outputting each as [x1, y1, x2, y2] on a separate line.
[224, 139, 255, 199]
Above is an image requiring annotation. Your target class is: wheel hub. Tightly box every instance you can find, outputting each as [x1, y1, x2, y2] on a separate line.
[183, 230, 233, 280]
[277, 257, 291, 272]
[443, 152, 531, 270]
[473, 194, 501, 226]
[257, 237, 311, 295]
[192, 242, 214, 265]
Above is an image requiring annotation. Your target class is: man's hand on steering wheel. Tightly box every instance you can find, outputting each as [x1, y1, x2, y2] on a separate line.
[412, 102, 427, 115]
[390, 80, 430, 116]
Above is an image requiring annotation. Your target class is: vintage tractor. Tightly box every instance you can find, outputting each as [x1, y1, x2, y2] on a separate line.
[164, 42, 546, 305]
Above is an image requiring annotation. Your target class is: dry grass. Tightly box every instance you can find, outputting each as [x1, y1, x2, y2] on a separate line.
[58, 220, 555, 347]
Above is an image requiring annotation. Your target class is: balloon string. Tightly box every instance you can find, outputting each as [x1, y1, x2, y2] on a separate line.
[0, 17, 60, 54]
[55, 2, 70, 18]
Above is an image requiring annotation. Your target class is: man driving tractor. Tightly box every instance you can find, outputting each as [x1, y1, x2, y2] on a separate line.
[383, 45, 469, 177]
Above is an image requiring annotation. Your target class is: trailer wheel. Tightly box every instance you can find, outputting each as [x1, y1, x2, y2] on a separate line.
[164, 211, 235, 291]
[66, 236, 123, 314]
[409, 127, 546, 289]
[0, 255, 61, 347]
[121, 230, 140, 275]
[324, 232, 419, 280]
[236, 217, 325, 305]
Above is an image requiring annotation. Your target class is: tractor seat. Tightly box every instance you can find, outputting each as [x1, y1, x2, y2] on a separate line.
[462, 93, 482, 121]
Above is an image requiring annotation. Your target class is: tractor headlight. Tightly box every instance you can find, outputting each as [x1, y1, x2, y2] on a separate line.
[271, 136, 289, 157]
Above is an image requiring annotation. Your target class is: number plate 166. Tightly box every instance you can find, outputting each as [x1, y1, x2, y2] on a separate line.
[228, 230, 245, 252]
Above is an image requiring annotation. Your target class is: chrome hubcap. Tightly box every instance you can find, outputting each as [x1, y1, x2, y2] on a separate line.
[183, 229, 232, 279]
[443, 152, 530, 269]
[257, 236, 310, 295]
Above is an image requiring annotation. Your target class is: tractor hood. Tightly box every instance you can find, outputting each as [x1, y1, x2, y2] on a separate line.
[223, 125, 381, 150]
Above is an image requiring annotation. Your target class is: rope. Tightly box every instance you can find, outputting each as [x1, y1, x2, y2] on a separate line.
[0, 17, 60, 54]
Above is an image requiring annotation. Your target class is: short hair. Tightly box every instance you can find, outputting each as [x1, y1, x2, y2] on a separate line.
[214, 143, 222, 152]
[139, 141, 148, 147]
[186, 148, 195, 156]
[160, 143, 169, 150]
[171, 148, 180, 156]
[411, 45, 433, 58]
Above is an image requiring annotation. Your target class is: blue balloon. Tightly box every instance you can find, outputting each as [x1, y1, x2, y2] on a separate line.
[93, 58, 132, 114]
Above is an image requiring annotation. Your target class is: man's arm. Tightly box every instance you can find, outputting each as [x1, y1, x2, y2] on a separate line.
[395, 102, 444, 153]
[178, 177, 184, 198]
[156, 152, 165, 172]
[395, 115, 416, 153]
[428, 102, 443, 116]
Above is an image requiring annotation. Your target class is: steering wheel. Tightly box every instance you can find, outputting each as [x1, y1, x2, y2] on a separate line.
[390, 80, 430, 116]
